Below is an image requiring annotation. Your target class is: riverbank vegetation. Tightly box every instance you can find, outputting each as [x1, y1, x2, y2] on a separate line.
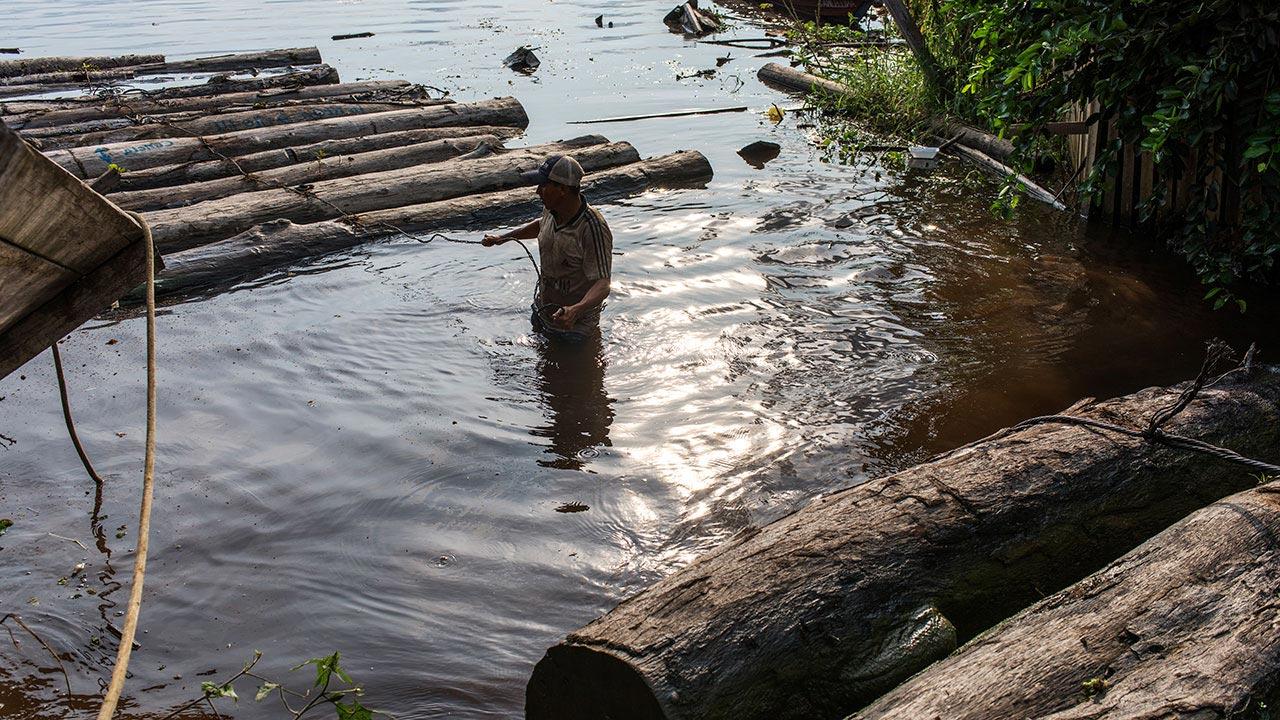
[790, 1, 1280, 305]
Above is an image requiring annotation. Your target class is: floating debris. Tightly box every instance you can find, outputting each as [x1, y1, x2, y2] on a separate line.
[503, 45, 541, 74]
[738, 140, 781, 168]
[331, 32, 375, 41]
[556, 502, 589, 513]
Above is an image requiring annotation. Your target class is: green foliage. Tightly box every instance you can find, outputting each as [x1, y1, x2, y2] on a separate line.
[179, 650, 375, 720]
[105, 163, 127, 174]
[201, 681, 239, 701]
[788, 20, 932, 149]
[0, 518, 11, 536]
[296, 652, 355, 688]
[917, 0, 1280, 303]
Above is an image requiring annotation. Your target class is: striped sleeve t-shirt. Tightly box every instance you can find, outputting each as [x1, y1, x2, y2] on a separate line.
[536, 199, 613, 333]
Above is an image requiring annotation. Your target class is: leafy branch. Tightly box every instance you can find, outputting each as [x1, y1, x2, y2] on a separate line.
[161, 651, 383, 720]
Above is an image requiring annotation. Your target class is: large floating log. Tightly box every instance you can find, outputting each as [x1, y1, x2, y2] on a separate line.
[0, 65, 341, 115]
[0, 54, 164, 79]
[852, 473, 1280, 720]
[44, 97, 528, 178]
[0, 68, 139, 87]
[151, 150, 713, 297]
[114, 125, 522, 192]
[9, 79, 415, 131]
[151, 47, 322, 74]
[525, 373, 1280, 720]
[143, 136, 637, 250]
[112, 134, 503, 210]
[28, 97, 455, 150]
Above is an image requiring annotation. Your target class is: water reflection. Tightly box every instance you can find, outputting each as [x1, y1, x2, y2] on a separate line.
[529, 335, 614, 470]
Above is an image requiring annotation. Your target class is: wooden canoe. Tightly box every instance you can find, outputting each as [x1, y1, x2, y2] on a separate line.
[0, 120, 157, 379]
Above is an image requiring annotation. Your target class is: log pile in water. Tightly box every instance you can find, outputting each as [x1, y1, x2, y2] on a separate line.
[4, 47, 713, 299]
[525, 370, 1280, 720]
[852, 461, 1280, 720]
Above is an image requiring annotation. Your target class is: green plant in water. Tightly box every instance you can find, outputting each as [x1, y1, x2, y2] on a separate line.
[166, 650, 379, 719]
[787, 18, 933, 158]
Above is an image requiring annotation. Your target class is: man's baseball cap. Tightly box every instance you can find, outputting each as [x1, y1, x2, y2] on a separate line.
[521, 154, 584, 189]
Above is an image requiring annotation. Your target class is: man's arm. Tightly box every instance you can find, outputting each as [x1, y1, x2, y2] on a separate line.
[482, 219, 540, 246]
[553, 277, 610, 329]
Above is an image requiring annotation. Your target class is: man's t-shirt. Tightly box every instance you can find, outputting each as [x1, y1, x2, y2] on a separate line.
[536, 199, 613, 334]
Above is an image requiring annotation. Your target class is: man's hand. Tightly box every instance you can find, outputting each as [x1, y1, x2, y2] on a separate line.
[552, 304, 582, 330]
[482, 233, 509, 247]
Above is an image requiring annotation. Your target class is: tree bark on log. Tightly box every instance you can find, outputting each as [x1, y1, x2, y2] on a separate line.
[525, 372, 1280, 720]
[8, 79, 414, 131]
[146, 47, 322, 74]
[149, 150, 712, 297]
[0, 65, 341, 116]
[142, 136, 637, 250]
[112, 125, 522, 192]
[852, 466, 1280, 720]
[43, 97, 529, 178]
[0, 54, 165, 79]
[27, 97, 455, 150]
[111, 134, 504, 210]
[0, 68, 139, 87]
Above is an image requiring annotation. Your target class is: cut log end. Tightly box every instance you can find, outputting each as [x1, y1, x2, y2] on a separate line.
[526, 645, 667, 720]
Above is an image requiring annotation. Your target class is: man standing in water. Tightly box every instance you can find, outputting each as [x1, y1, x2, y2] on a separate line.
[483, 155, 613, 342]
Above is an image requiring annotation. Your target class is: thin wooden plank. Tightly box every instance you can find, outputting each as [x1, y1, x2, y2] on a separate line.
[0, 121, 140, 271]
[0, 237, 153, 380]
[0, 240, 77, 331]
[1139, 151, 1154, 221]
[1120, 141, 1135, 224]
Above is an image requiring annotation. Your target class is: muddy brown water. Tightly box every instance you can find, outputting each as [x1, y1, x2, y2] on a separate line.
[2, 2, 1277, 718]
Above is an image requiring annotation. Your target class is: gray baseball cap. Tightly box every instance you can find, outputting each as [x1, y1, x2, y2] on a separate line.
[521, 154, 584, 189]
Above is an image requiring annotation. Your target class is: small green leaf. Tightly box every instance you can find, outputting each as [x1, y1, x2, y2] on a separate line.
[335, 699, 375, 720]
[202, 682, 239, 701]
[255, 681, 280, 702]
[0, 518, 12, 536]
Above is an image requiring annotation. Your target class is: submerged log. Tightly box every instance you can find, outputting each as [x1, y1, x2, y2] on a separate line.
[150, 150, 712, 297]
[852, 472, 1280, 720]
[0, 54, 165, 79]
[948, 143, 1066, 211]
[525, 373, 1280, 720]
[10, 79, 414, 131]
[143, 136, 637, 250]
[28, 97, 455, 150]
[113, 125, 522, 191]
[111, 134, 503, 210]
[44, 97, 529, 178]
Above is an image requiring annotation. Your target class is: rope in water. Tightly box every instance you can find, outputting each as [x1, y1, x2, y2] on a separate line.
[52, 343, 105, 486]
[96, 211, 158, 720]
[415, 232, 558, 322]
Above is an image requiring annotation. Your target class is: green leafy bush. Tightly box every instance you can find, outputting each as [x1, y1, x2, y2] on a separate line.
[916, 0, 1280, 303]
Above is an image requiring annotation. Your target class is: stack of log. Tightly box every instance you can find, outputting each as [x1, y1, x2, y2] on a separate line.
[526, 368, 1280, 719]
[2, 47, 714, 296]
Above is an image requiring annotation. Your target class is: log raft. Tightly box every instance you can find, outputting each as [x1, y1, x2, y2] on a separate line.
[525, 372, 1280, 720]
[6, 47, 713, 298]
